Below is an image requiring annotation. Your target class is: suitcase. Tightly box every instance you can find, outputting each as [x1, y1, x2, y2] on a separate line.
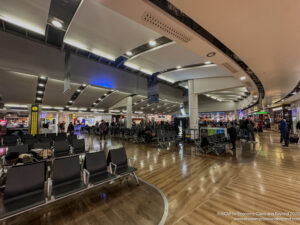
[290, 135, 299, 143]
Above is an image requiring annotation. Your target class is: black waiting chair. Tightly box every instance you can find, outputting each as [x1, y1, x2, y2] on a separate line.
[54, 135, 66, 142]
[21, 134, 34, 142]
[33, 142, 51, 150]
[22, 138, 37, 150]
[67, 134, 77, 145]
[57, 133, 67, 138]
[38, 136, 52, 143]
[5, 145, 29, 163]
[46, 133, 56, 141]
[2, 136, 18, 146]
[84, 152, 115, 185]
[72, 139, 85, 154]
[106, 148, 139, 184]
[53, 140, 70, 157]
[6, 144, 28, 155]
[0, 162, 46, 219]
[48, 156, 86, 199]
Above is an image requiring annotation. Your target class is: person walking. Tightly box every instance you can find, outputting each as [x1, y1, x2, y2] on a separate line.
[227, 122, 237, 151]
[99, 120, 107, 140]
[279, 117, 289, 147]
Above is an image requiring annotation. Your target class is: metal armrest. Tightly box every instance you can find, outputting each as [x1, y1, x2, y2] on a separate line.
[128, 158, 136, 168]
[83, 169, 90, 185]
[109, 162, 117, 175]
[47, 178, 53, 200]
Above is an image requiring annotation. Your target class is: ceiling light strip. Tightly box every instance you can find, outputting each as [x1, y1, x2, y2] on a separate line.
[35, 76, 48, 104]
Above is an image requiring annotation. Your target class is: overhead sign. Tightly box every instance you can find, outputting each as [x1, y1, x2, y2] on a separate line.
[147, 73, 159, 104]
[255, 111, 268, 114]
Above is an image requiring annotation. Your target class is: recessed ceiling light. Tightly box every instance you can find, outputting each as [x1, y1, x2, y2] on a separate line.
[240, 76, 246, 80]
[82, 84, 86, 87]
[126, 51, 133, 56]
[93, 103, 96, 105]
[69, 100, 73, 103]
[40, 76, 46, 80]
[76, 89, 81, 92]
[104, 93, 107, 96]
[254, 95, 258, 98]
[37, 91, 43, 94]
[51, 19, 63, 28]
[206, 52, 216, 57]
[36, 97, 42, 101]
[38, 83, 44, 87]
[176, 65, 182, 69]
[204, 61, 211, 65]
[149, 40, 157, 47]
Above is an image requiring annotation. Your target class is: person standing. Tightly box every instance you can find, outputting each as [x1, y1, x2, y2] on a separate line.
[247, 120, 256, 142]
[99, 120, 107, 140]
[227, 122, 237, 150]
[67, 122, 74, 134]
[279, 117, 289, 147]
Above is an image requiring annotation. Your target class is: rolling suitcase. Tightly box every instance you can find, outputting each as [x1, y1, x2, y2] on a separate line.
[290, 134, 299, 143]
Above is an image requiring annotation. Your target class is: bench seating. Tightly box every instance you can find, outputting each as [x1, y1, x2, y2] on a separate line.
[49, 156, 86, 199]
[84, 151, 115, 185]
[107, 147, 139, 184]
[0, 162, 46, 219]
[53, 140, 70, 157]
[0, 147, 139, 220]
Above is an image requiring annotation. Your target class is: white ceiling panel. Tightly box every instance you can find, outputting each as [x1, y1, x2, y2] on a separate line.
[0, 0, 51, 35]
[73, 85, 108, 108]
[159, 65, 231, 83]
[127, 42, 206, 73]
[97, 91, 129, 109]
[0, 70, 37, 104]
[43, 79, 79, 106]
[64, 0, 161, 60]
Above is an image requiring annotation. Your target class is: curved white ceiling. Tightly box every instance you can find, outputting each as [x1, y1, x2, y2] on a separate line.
[64, 0, 161, 60]
[127, 42, 206, 73]
[159, 65, 231, 83]
[0, 0, 50, 35]
[170, 0, 300, 103]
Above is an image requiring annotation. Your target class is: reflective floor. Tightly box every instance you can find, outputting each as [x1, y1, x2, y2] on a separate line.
[3, 131, 300, 225]
[89, 131, 300, 225]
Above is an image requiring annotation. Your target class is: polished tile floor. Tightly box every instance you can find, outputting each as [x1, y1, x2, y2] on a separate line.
[93, 131, 300, 225]
[3, 130, 300, 225]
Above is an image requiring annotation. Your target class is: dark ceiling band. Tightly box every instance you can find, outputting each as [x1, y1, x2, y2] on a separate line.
[46, 0, 82, 47]
[65, 84, 87, 109]
[147, 0, 265, 99]
[274, 81, 300, 104]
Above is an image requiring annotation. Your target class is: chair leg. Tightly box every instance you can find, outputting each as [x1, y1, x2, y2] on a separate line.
[132, 172, 139, 185]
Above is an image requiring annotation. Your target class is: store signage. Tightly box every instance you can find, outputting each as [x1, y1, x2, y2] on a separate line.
[0, 120, 7, 126]
[255, 111, 268, 114]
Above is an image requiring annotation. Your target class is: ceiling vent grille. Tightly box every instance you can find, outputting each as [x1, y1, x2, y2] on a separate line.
[142, 12, 191, 43]
[222, 62, 238, 74]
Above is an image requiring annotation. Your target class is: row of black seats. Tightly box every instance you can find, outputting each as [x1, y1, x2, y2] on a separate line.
[4, 138, 85, 160]
[1, 133, 77, 147]
[0, 147, 138, 220]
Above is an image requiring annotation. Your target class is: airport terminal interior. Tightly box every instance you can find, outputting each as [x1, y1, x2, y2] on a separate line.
[0, 0, 300, 224]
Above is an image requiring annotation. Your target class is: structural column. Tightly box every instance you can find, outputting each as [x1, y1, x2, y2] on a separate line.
[126, 96, 133, 129]
[188, 80, 198, 139]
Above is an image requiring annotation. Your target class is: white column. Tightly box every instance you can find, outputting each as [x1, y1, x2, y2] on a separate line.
[188, 80, 198, 139]
[126, 96, 133, 129]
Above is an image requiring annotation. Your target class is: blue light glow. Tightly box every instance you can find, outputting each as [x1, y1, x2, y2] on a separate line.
[90, 79, 114, 89]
